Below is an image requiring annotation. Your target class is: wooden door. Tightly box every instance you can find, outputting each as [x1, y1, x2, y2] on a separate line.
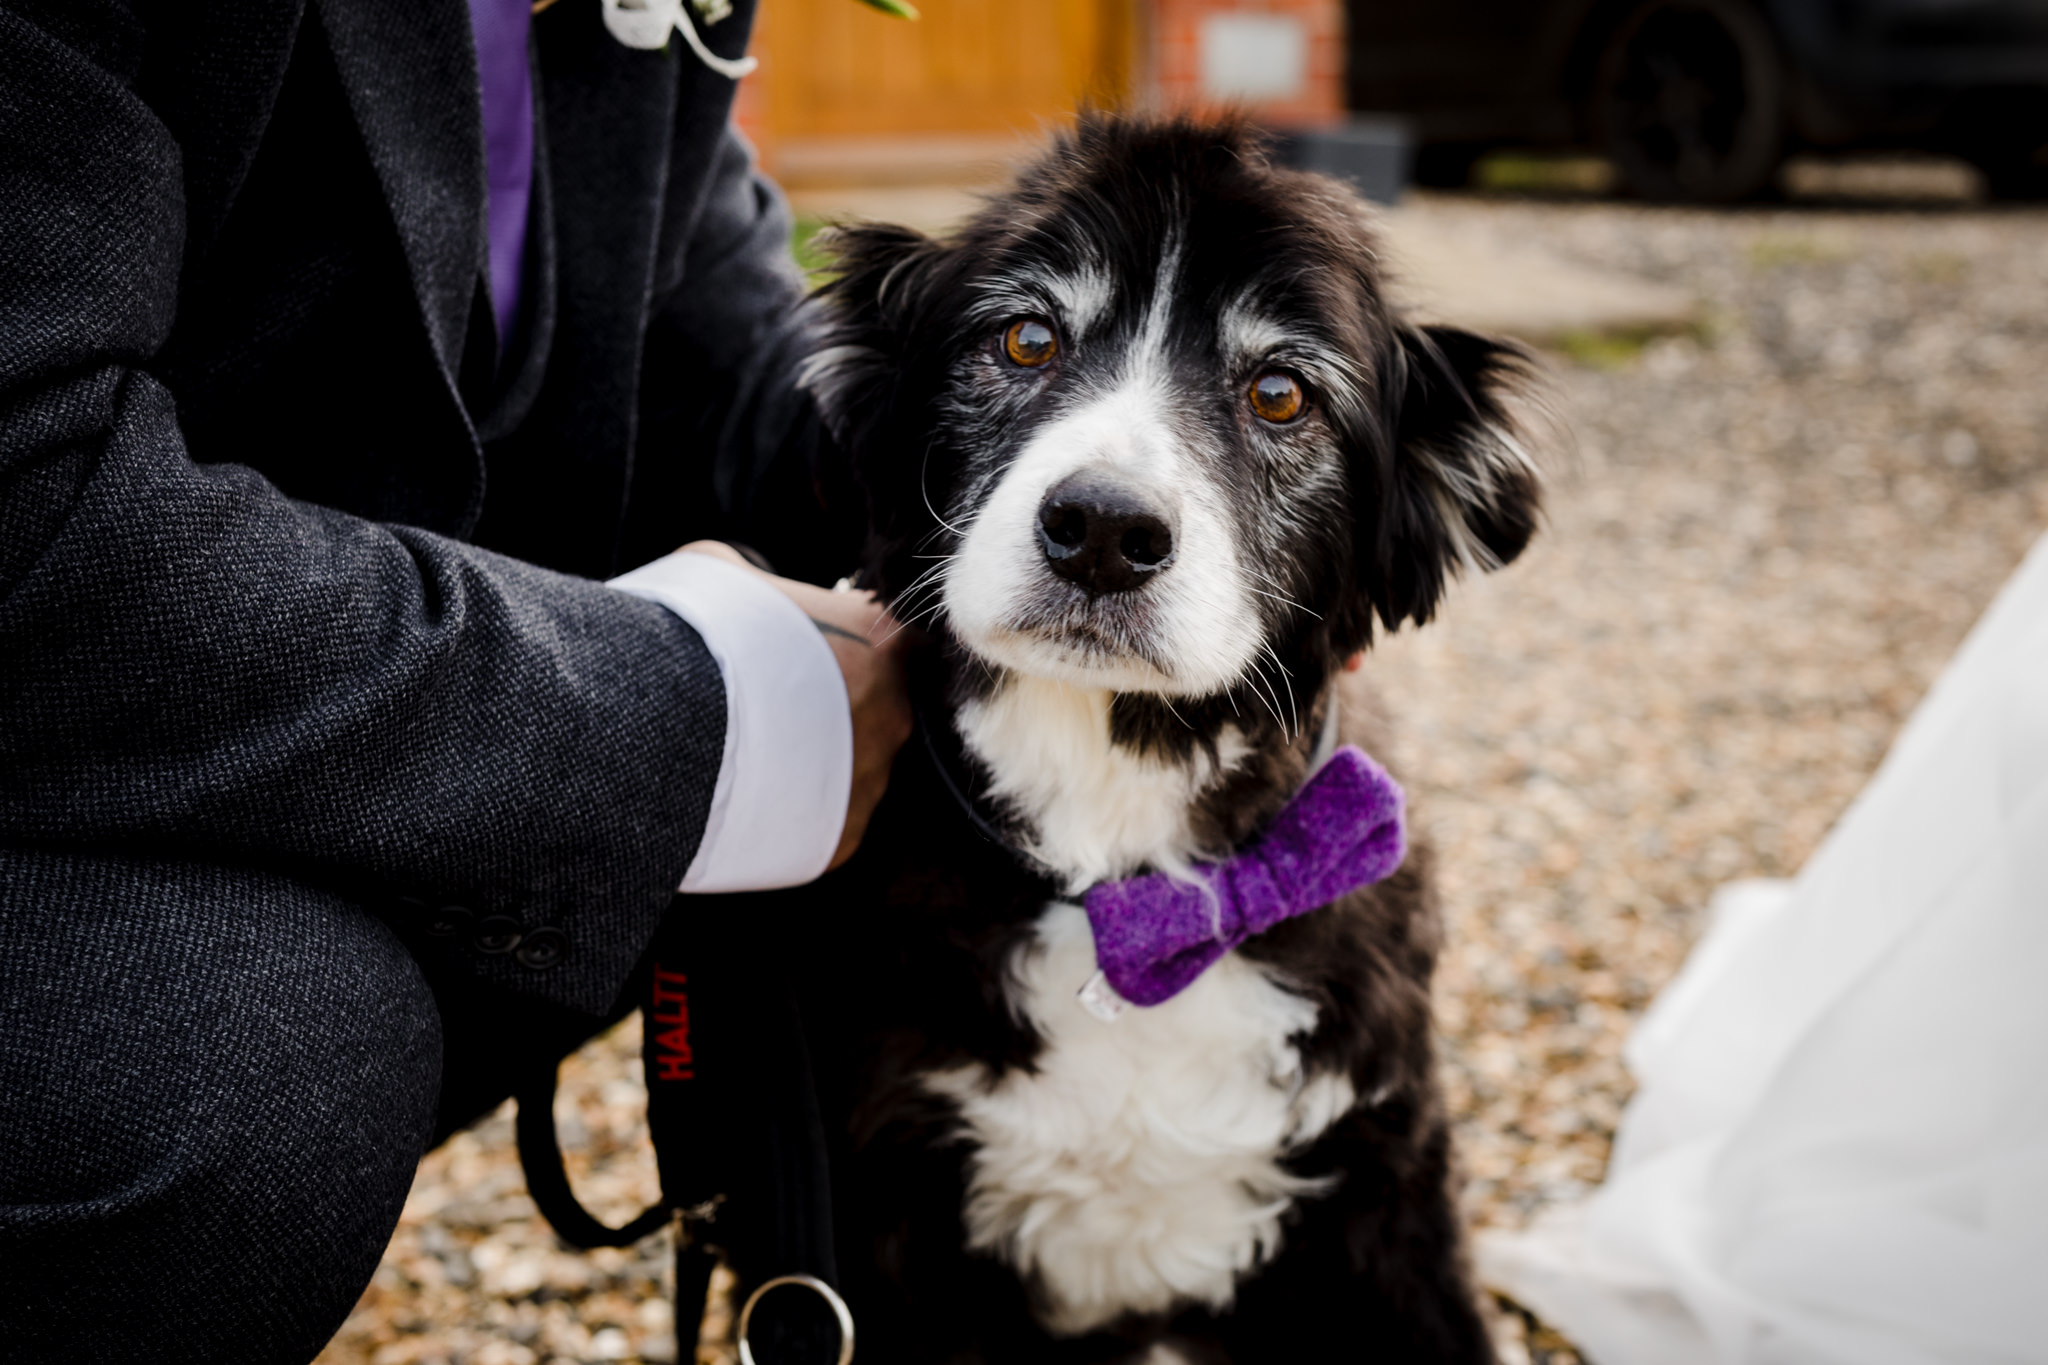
[751, 0, 1134, 149]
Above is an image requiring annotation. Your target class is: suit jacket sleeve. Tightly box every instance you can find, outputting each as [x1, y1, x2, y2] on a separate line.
[625, 124, 866, 587]
[0, 3, 725, 1015]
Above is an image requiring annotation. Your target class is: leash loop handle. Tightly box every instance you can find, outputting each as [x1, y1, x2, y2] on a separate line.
[514, 1065, 672, 1249]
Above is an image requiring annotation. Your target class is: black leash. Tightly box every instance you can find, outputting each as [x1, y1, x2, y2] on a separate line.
[516, 892, 851, 1365]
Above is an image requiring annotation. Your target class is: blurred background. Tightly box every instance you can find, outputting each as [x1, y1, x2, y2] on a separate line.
[735, 0, 2048, 206]
[318, 3, 2048, 1362]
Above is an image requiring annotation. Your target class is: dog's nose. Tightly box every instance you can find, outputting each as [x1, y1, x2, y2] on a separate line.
[1036, 472, 1177, 595]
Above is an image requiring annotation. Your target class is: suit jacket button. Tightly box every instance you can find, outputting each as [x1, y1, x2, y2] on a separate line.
[472, 915, 524, 954]
[515, 926, 568, 971]
[426, 904, 474, 938]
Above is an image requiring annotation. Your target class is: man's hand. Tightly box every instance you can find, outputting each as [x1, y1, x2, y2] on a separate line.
[679, 543, 915, 870]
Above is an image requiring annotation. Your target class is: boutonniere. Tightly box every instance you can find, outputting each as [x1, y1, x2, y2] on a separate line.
[597, 0, 917, 79]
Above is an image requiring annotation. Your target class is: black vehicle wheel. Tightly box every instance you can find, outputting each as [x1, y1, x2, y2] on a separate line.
[1947, 87, 2048, 200]
[1976, 151, 2048, 201]
[1967, 128, 2048, 201]
[1412, 143, 1487, 190]
[1594, 0, 1785, 203]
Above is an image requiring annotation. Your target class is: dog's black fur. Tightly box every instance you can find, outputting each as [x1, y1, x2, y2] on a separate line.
[767, 116, 1541, 1364]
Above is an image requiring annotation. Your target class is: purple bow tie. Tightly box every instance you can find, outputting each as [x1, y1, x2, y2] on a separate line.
[1082, 746, 1406, 1008]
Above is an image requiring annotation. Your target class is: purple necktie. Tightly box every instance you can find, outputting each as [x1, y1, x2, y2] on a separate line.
[467, 0, 535, 352]
[1083, 747, 1407, 1007]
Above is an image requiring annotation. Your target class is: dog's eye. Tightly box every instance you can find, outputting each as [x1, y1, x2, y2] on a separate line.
[1003, 318, 1059, 368]
[1249, 370, 1305, 424]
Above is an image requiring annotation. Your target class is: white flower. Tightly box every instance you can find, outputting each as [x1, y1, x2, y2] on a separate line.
[600, 0, 758, 78]
[599, 0, 681, 50]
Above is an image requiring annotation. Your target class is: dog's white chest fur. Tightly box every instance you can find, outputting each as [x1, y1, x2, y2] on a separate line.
[954, 675, 1246, 892]
[926, 673, 1353, 1333]
[925, 905, 1356, 1335]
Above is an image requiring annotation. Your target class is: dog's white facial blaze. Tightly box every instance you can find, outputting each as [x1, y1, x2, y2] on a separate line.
[943, 377, 1260, 697]
[1044, 263, 1113, 342]
[944, 241, 1265, 699]
[927, 903, 1353, 1336]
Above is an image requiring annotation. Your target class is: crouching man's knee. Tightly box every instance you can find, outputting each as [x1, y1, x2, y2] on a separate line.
[0, 848, 444, 1365]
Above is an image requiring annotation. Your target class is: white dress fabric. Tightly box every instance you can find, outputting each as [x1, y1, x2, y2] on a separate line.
[1479, 531, 2048, 1365]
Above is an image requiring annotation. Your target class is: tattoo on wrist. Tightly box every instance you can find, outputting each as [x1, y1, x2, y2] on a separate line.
[811, 619, 871, 648]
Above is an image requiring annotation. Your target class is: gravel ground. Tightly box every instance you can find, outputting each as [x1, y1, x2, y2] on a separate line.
[316, 170, 2048, 1365]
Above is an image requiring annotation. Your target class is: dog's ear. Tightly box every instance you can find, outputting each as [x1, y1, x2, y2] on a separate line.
[800, 223, 962, 594]
[800, 222, 954, 454]
[1357, 323, 1542, 631]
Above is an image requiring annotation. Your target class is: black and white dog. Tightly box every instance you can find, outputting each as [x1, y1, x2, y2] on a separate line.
[779, 115, 1541, 1364]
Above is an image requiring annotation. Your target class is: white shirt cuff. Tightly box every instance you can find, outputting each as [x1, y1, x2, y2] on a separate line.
[608, 550, 853, 893]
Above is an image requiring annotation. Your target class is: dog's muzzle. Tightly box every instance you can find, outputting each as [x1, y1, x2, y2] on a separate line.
[1035, 469, 1177, 596]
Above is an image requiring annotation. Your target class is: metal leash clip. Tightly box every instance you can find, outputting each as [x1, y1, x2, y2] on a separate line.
[737, 1274, 856, 1365]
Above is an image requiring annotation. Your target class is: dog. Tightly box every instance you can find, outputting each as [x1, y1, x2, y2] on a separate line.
[776, 114, 1542, 1364]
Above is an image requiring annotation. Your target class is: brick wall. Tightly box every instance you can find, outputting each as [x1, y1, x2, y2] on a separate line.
[1147, 0, 1344, 128]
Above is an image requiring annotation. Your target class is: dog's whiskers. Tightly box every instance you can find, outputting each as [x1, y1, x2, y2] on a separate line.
[1243, 566, 1321, 621]
[920, 442, 974, 540]
[875, 558, 957, 645]
[911, 518, 961, 557]
[1232, 647, 1296, 743]
[1242, 584, 1321, 619]
[1237, 665, 1287, 735]
[1257, 642, 1301, 740]
[891, 561, 949, 608]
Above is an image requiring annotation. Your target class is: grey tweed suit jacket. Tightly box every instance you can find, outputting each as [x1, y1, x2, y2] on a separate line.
[0, 0, 855, 1015]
